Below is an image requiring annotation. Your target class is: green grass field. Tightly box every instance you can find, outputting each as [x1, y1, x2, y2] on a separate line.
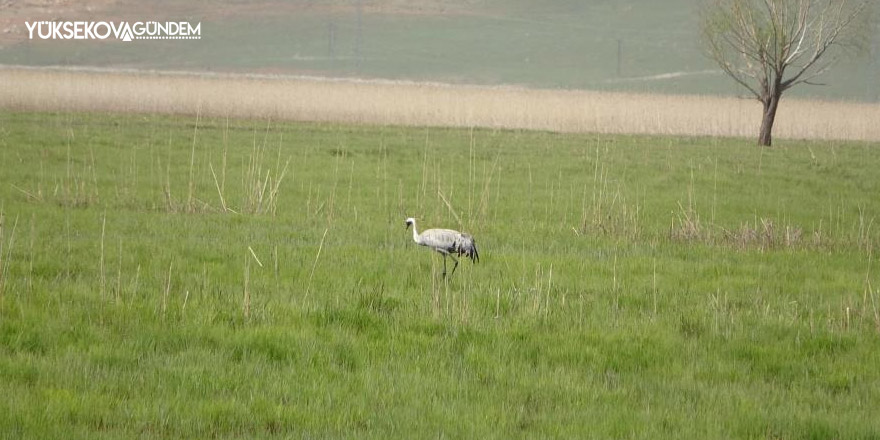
[1, 110, 879, 438]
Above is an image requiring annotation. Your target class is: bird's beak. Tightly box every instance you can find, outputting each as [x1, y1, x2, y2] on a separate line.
[405, 222, 410, 230]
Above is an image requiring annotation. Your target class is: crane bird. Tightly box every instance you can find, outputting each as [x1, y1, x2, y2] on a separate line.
[405, 217, 479, 277]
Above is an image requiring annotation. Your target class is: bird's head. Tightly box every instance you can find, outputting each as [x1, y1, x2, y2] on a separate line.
[405, 217, 415, 230]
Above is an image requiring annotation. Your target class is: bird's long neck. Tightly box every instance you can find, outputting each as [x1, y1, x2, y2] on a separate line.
[410, 222, 420, 244]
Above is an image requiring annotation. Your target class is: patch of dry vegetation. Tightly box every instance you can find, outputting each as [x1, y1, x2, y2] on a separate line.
[2, 66, 880, 141]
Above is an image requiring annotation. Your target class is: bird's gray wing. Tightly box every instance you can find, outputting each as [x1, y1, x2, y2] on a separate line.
[419, 229, 457, 254]
[420, 229, 479, 263]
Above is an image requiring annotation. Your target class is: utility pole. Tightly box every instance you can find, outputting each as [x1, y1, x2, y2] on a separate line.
[870, 27, 879, 101]
[616, 39, 622, 77]
[328, 21, 336, 60]
[355, 0, 363, 74]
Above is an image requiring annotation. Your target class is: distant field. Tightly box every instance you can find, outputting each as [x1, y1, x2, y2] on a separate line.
[3, 67, 880, 142]
[2, 0, 877, 100]
[0, 110, 879, 438]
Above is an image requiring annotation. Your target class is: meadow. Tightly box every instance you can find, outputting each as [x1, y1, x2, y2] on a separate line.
[1, 109, 879, 438]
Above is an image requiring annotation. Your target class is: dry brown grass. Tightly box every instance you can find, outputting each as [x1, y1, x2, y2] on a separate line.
[2, 66, 880, 141]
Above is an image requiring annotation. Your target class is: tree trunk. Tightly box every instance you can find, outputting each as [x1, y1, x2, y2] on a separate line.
[758, 91, 781, 147]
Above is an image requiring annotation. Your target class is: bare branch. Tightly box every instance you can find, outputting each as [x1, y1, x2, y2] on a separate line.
[703, 0, 868, 94]
[781, 1, 865, 89]
[701, 0, 870, 145]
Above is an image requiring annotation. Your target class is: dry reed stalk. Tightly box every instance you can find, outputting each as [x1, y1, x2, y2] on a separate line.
[870, 286, 880, 334]
[131, 264, 140, 305]
[346, 161, 354, 213]
[0, 211, 19, 303]
[532, 264, 543, 315]
[243, 256, 250, 319]
[443, 265, 450, 317]
[477, 153, 500, 226]
[115, 239, 122, 304]
[0, 214, 5, 296]
[612, 253, 619, 312]
[431, 257, 439, 318]
[248, 246, 263, 267]
[418, 133, 429, 213]
[209, 162, 229, 212]
[303, 227, 329, 303]
[546, 264, 553, 319]
[652, 257, 658, 317]
[863, 249, 879, 333]
[162, 157, 174, 212]
[162, 258, 173, 317]
[3, 67, 880, 141]
[99, 213, 106, 300]
[27, 215, 35, 294]
[222, 118, 228, 194]
[187, 109, 200, 213]
[468, 129, 476, 222]
[88, 147, 100, 204]
[65, 214, 71, 280]
[437, 190, 462, 228]
[240, 122, 290, 215]
[11, 184, 42, 202]
[671, 200, 703, 242]
[265, 157, 291, 215]
[273, 244, 279, 279]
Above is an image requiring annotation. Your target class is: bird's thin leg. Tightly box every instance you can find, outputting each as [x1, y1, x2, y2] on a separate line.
[449, 255, 460, 277]
[442, 254, 448, 278]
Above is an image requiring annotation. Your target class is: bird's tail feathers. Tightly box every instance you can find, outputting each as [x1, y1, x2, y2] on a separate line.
[458, 234, 479, 264]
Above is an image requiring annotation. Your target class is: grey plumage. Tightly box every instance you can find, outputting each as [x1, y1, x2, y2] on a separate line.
[405, 217, 479, 277]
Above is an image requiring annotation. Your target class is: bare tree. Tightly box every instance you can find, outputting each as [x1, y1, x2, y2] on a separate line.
[702, 0, 869, 146]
